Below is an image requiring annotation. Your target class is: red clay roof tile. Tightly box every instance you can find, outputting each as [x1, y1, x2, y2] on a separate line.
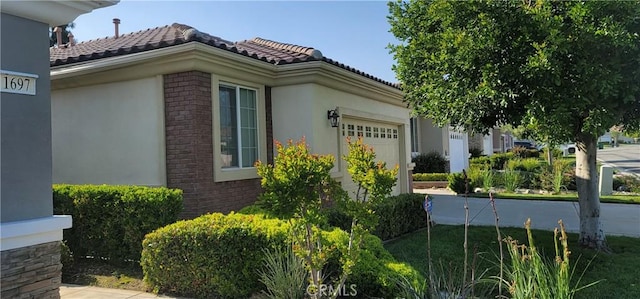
[50, 23, 398, 88]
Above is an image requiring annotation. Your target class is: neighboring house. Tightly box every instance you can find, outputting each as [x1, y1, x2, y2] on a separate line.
[409, 117, 470, 172]
[50, 22, 413, 218]
[468, 128, 506, 156]
[1, 1, 117, 297]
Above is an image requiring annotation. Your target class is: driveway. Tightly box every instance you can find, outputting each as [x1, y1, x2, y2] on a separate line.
[416, 191, 640, 237]
[598, 144, 640, 177]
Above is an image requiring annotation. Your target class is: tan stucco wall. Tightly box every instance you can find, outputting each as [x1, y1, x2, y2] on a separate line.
[418, 118, 445, 155]
[271, 83, 411, 194]
[51, 76, 166, 186]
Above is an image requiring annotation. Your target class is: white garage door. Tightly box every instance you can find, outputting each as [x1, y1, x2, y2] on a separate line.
[340, 119, 401, 197]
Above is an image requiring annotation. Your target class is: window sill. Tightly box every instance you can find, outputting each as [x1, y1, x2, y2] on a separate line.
[215, 167, 259, 182]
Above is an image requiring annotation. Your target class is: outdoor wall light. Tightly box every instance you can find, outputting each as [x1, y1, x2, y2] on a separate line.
[327, 108, 340, 128]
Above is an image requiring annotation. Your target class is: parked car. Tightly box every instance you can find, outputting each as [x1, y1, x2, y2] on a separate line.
[559, 143, 576, 156]
[513, 141, 537, 150]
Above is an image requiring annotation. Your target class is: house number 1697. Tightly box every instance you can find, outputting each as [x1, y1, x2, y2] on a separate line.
[1, 70, 38, 96]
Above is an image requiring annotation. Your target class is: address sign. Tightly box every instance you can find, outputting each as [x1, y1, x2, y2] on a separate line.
[1, 70, 38, 96]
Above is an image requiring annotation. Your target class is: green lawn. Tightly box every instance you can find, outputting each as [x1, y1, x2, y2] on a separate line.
[385, 225, 640, 299]
[472, 192, 640, 204]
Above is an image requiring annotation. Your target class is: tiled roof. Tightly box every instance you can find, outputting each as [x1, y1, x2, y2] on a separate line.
[50, 23, 398, 88]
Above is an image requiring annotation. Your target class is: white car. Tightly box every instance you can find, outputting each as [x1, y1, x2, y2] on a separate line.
[559, 143, 576, 156]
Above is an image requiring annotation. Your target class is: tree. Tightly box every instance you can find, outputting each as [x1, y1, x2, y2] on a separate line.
[50, 23, 75, 47]
[388, 0, 640, 250]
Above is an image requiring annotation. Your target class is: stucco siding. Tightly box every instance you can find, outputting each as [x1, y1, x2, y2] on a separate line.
[1, 13, 53, 222]
[271, 83, 410, 194]
[51, 77, 166, 186]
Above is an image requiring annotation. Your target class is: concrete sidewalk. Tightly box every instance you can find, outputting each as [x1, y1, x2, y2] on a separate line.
[60, 284, 186, 299]
[415, 190, 640, 237]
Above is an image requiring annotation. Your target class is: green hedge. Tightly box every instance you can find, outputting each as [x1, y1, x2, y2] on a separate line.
[412, 151, 448, 173]
[142, 213, 289, 298]
[53, 184, 182, 264]
[326, 193, 428, 241]
[412, 173, 450, 181]
[142, 212, 422, 298]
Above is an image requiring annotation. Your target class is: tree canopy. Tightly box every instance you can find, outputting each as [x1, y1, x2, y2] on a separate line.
[388, 0, 640, 144]
[388, 0, 640, 250]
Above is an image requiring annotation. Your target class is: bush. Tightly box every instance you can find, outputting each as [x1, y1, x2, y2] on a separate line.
[470, 156, 491, 167]
[412, 173, 450, 181]
[448, 172, 475, 194]
[325, 193, 428, 241]
[613, 175, 640, 193]
[412, 151, 448, 173]
[490, 153, 514, 170]
[322, 229, 423, 298]
[469, 147, 484, 158]
[142, 213, 421, 298]
[506, 158, 544, 173]
[142, 213, 290, 298]
[53, 184, 182, 264]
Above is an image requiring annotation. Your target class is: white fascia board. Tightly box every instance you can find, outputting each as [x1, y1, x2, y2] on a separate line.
[1, 0, 118, 26]
[0, 215, 72, 251]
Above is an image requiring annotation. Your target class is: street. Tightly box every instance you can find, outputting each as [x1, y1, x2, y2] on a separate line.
[598, 144, 640, 177]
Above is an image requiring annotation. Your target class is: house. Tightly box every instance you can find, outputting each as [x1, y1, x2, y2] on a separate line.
[468, 128, 512, 156]
[1, 1, 117, 297]
[410, 117, 470, 172]
[50, 22, 413, 218]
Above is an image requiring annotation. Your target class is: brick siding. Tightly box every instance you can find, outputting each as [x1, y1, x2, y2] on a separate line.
[1, 242, 62, 299]
[164, 71, 272, 218]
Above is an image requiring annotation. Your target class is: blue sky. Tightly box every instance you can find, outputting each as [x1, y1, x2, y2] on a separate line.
[71, 0, 399, 83]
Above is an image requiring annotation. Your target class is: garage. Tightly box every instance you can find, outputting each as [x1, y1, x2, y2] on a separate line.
[340, 118, 401, 196]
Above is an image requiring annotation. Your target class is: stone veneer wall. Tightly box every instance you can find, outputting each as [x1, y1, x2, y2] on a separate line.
[1, 241, 62, 299]
[164, 71, 272, 218]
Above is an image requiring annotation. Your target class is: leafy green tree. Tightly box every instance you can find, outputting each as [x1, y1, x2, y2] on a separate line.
[50, 23, 75, 47]
[256, 137, 398, 298]
[256, 138, 339, 297]
[389, 0, 640, 250]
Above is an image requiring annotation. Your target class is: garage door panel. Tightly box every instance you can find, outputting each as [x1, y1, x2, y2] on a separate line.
[341, 119, 400, 196]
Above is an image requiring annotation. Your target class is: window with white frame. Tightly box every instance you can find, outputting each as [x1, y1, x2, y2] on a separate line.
[219, 84, 258, 169]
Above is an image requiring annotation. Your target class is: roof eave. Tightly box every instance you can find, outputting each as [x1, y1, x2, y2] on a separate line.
[1, 0, 119, 26]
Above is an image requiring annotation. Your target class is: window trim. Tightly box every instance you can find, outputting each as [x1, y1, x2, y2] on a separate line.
[212, 75, 266, 182]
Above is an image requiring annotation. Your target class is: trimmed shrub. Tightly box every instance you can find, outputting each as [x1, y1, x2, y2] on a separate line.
[53, 184, 182, 264]
[470, 156, 491, 167]
[142, 213, 421, 298]
[142, 213, 290, 298]
[412, 173, 450, 181]
[412, 151, 447, 173]
[325, 193, 428, 241]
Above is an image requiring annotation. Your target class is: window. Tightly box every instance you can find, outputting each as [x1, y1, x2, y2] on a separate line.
[219, 84, 258, 169]
[347, 124, 355, 136]
[373, 127, 379, 138]
[357, 125, 364, 137]
[410, 118, 419, 152]
[365, 126, 372, 138]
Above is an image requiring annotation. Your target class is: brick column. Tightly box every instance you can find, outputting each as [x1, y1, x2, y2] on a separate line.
[164, 71, 266, 218]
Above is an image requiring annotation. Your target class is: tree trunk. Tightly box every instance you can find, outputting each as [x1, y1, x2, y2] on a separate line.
[575, 133, 608, 250]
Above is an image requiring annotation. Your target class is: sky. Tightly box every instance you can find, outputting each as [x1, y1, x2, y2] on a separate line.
[71, 0, 400, 83]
